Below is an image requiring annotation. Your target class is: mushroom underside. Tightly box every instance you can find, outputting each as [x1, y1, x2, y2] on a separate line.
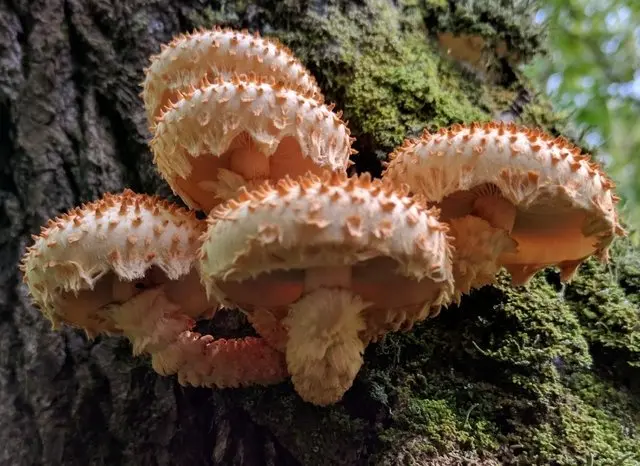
[216, 256, 444, 313]
[436, 183, 601, 265]
[170, 133, 325, 211]
[54, 267, 212, 335]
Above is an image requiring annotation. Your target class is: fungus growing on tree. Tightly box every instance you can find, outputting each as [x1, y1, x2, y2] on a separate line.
[18, 25, 629, 408]
[198, 171, 454, 405]
[150, 75, 355, 211]
[141, 26, 323, 125]
[20, 190, 212, 345]
[20, 189, 287, 389]
[383, 122, 625, 285]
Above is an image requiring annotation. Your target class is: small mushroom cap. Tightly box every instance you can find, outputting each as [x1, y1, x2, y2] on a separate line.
[198, 171, 455, 320]
[383, 122, 625, 271]
[151, 75, 355, 212]
[20, 190, 206, 333]
[142, 26, 323, 125]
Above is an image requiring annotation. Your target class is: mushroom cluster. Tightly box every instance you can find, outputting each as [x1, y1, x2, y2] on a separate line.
[20, 27, 625, 406]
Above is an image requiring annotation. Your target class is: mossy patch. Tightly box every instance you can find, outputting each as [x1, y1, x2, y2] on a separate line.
[421, 0, 545, 62]
[365, 249, 640, 464]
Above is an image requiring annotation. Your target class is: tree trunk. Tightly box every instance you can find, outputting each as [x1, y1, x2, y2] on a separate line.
[1, 1, 638, 465]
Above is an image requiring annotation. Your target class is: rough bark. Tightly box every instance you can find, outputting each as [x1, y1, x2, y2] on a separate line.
[1, 1, 638, 465]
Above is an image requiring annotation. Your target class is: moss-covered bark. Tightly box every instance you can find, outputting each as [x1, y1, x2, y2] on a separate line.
[2, 0, 638, 464]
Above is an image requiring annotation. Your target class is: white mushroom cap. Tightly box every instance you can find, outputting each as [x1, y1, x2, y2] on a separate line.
[383, 122, 625, 283]
[198, 171, 455, 405]
[150, 75, 355, 212]
[20, 189, 207, 333]
[141, 26, 323, 125]
[198, 171, 454, 316]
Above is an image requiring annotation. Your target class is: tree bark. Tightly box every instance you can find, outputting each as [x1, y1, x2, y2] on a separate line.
[1, 1, 638, 465]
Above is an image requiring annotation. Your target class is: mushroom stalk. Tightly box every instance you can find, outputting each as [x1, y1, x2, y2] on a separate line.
[108, 287, 196, 356]
[471, 194, 517, 233]
[285, 288, 370, 406]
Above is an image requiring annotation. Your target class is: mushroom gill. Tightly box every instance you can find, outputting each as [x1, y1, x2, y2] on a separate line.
[150, 74, 355, 212]
[383, 121, 625, 286]
[141, 26, 323, 126]
[198, 171, 455, 405]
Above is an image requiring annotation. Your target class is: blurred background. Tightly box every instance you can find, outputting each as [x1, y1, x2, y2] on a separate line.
[525, 0, 640, 238]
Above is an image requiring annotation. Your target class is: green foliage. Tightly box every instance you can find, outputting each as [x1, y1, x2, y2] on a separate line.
[524, 0, 640, 233]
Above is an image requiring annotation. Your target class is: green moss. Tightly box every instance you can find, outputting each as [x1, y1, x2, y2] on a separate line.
[366, 252, 640, 464]
[421, 0, 545, 62]
[563, 240, 640, 378]
[343, 33, 487, 150]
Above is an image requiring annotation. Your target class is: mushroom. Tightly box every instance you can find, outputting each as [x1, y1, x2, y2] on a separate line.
[382, 122, 625, 286]
[198, 171, 455, 405]
[20, 189, 287, 389]
[141, 26, 323, 126]
[20, 189, 213, 351]
[150, 74, 355, 212]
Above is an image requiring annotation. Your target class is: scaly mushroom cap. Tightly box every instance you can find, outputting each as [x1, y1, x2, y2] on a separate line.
[151, 75, 355, 212]
[20, 190, 209, 336]
[383, 122, 625, 284]
[198, 170, 454, 333]
[198, 171, 455, 405]
[142, 26, 323, 125]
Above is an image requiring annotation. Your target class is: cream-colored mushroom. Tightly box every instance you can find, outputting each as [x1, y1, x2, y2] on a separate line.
[20, 190, 288, 389]
[198, 171, 455, 405]
[141, 26, 323, 126]
[20, 189, 214, 353]
[150, 74, 355, 212]
[383, 122, 625, 286]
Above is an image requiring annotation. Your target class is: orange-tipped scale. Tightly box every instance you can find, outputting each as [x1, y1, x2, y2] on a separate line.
[198, 171, 455, 405]
[383, 122, 625, 286]
[141, 26, 323, 126]
[150, 74, 355, 212]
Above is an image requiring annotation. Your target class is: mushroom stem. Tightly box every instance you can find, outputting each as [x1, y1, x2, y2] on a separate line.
[471, 194, 517, 233]
[108, 287, 195, 356]
[284, 288, 370, 406]
[151, 332, 288, 388]
[209, 168, 269, 203]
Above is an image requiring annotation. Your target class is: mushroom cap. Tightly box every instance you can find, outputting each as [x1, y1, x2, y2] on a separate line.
[150, 75, 355, 212]
[198, 171, 455, 319]
[383, 122, 625, 269]
[141, 26, 323, 125]
[20, 189, 206, 334]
